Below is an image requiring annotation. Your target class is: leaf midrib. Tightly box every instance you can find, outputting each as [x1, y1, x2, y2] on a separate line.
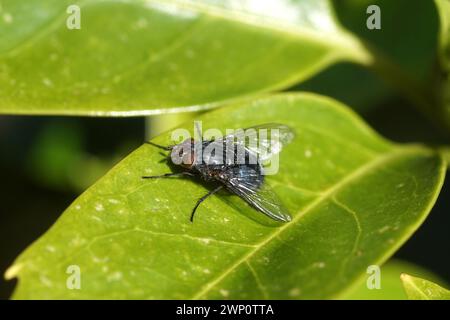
[192, 145, 429, 299]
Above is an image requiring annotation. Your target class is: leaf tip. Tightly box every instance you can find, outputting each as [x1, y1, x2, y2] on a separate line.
[4, 263, 22, 280]
[400, 273, 414, 282]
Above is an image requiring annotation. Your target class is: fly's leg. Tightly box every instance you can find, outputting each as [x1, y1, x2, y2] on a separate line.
[190, 186, 223, 222]
[145, 141, 174, 150]
[142, 172, 194, 179]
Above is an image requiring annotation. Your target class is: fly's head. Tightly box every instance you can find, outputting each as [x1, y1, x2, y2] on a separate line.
[170, 138, 196, 168]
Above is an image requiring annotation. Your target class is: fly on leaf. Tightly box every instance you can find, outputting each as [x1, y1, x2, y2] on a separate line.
[142, 123, 294, 223]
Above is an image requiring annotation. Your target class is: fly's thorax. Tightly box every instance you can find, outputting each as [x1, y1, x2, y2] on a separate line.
[201, 140, 260, 166]
[170, 137, 263, 168]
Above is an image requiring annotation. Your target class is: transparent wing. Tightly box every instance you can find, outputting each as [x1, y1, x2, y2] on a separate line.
[217, 123, 295, 161]
[222, 166, 292, 222]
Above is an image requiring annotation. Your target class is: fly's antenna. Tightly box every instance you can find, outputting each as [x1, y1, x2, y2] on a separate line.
[145, 141, 173, 150]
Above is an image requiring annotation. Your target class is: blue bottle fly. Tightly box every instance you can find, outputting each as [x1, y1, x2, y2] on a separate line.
[142, 123, 294, 222]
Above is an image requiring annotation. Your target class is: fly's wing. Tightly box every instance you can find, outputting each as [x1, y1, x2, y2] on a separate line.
[223, 166, 292, 222]
[218, 123, 295, 162]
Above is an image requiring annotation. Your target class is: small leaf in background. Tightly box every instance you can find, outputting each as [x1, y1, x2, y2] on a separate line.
[335, 0, 439, 84]
[27, 121, 85, 190]
[145, 112, 201, 140]
[0, 0, 371, 116]
[335, 0, 448, 134]
[343, 260, 448, 300]
[5, 93, 446, 299]
[295, 62, 392, 115]
[298, 0, 439, 116]
[435, 0, 450, 131]
[401, 274, 450, 300]
[443, 147, 450, 165]
[26, 121, 136, 192]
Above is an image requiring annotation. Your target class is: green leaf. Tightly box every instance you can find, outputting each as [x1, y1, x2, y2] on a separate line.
[442, 147, 450, 165]
[335, 0, 439, 84]
[5, 93, 445, 299]
[401, 274, 450, 300]
[435, 0, 450, 130]
[0, 0, 370, 116]
[296, 62, 393, 115]
[310, 0, 438, 116]
[436, 0, 450, 63]
[334, 1, 445, 132]
[344, 260, 448, 300]
[435, 0, 450, 129]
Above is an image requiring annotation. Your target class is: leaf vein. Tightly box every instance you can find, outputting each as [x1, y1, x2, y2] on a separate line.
[332, 196, 362, 279]
[246, 261, 269, 299]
